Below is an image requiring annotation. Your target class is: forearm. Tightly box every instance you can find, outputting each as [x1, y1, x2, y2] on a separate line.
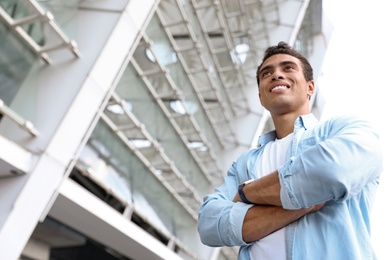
[233, 170, 281, 206]
[242, 204, 310, 242]
[233, 171, 308, 242]
[234, 171, 325, 242]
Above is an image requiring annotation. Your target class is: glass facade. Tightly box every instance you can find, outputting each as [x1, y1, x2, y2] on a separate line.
[0, 0, 328, 259]
[0, 21, 36, 107]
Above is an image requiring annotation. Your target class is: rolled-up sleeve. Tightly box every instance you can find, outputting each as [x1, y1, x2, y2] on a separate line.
[278, 115, 383, 210]
[198, 195, 253, 246]
[198, 155, 254, 247]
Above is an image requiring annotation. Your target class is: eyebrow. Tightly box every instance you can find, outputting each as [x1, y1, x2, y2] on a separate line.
[258, 60, 299, 76]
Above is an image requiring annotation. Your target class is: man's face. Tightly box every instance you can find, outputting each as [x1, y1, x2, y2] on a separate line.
[257, 54, 314, 115]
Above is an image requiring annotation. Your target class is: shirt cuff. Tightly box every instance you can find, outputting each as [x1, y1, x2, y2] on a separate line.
[278, 157, 302, 210]
[230, 202, 254, 245]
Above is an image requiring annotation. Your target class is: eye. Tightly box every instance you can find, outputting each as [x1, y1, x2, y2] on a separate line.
[284, 65, 295, 71]
[262, 71, 271, 77]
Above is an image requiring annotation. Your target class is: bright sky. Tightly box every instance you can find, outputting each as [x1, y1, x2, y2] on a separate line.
[320, 0, 389, 259]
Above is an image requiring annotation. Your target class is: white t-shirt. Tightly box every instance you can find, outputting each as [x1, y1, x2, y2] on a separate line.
[250, 133, 293, 260]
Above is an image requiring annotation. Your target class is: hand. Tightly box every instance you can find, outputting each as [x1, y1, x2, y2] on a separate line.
[307, 202, 326, 213]
[233, 193, 241, 202]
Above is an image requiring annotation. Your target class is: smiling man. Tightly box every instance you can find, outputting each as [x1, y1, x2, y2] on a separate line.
[197, 42, 383, 260]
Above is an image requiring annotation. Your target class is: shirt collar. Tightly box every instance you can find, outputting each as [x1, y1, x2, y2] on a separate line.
[257, 113, 318, 147]
[296, 113, 318, 130]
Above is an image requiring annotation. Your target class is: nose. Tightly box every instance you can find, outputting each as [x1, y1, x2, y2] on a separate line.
[272, 69, 284, 81]
[272, 74, 284, 81]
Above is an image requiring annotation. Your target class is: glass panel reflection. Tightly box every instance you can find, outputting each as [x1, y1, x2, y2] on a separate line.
[0, 21, 36, 107]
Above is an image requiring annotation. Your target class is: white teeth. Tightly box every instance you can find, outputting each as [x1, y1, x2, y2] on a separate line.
[272, 85, 288, 91]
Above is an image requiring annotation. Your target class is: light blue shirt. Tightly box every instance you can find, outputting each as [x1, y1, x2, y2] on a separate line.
[198, 114, 383, 260]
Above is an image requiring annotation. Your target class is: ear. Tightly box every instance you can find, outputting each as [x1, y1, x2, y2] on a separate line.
[307, 80, 315, 98]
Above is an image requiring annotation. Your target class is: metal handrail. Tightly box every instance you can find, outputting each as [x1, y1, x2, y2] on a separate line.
[0, 99, 39, 137]
[0, 0, 80, 64]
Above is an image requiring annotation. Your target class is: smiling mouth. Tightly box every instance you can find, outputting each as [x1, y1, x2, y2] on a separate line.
[271, 85, 289, 92]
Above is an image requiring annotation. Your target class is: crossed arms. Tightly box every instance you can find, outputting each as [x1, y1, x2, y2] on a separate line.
[198, 116, 382, 247]
[232, 171, 324, 242]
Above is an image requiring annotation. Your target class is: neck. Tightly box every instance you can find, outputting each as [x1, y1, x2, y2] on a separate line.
[271, 111, 310, 139]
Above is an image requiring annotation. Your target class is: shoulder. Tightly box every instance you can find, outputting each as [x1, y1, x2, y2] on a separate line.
[318, 114, 379, 137]
[323, 114, 375, 128]
[230, 147, 260, 172]
[235, 147, 259, 162]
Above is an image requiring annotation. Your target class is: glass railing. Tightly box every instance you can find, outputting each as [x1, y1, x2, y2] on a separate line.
[0, 20, 38, 114]
[0, 0, 80, 138]
[0, 0, 45, 45]
[78, 119, 197, 241]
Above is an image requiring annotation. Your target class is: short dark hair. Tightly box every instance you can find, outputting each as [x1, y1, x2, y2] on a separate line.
[256, 41, 313, 86]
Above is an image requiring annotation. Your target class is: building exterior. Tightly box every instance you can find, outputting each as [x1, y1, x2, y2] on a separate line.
[0, 0, 331, 259]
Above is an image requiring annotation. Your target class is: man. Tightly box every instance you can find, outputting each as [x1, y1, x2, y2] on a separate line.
[197, 42, 383, 259]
